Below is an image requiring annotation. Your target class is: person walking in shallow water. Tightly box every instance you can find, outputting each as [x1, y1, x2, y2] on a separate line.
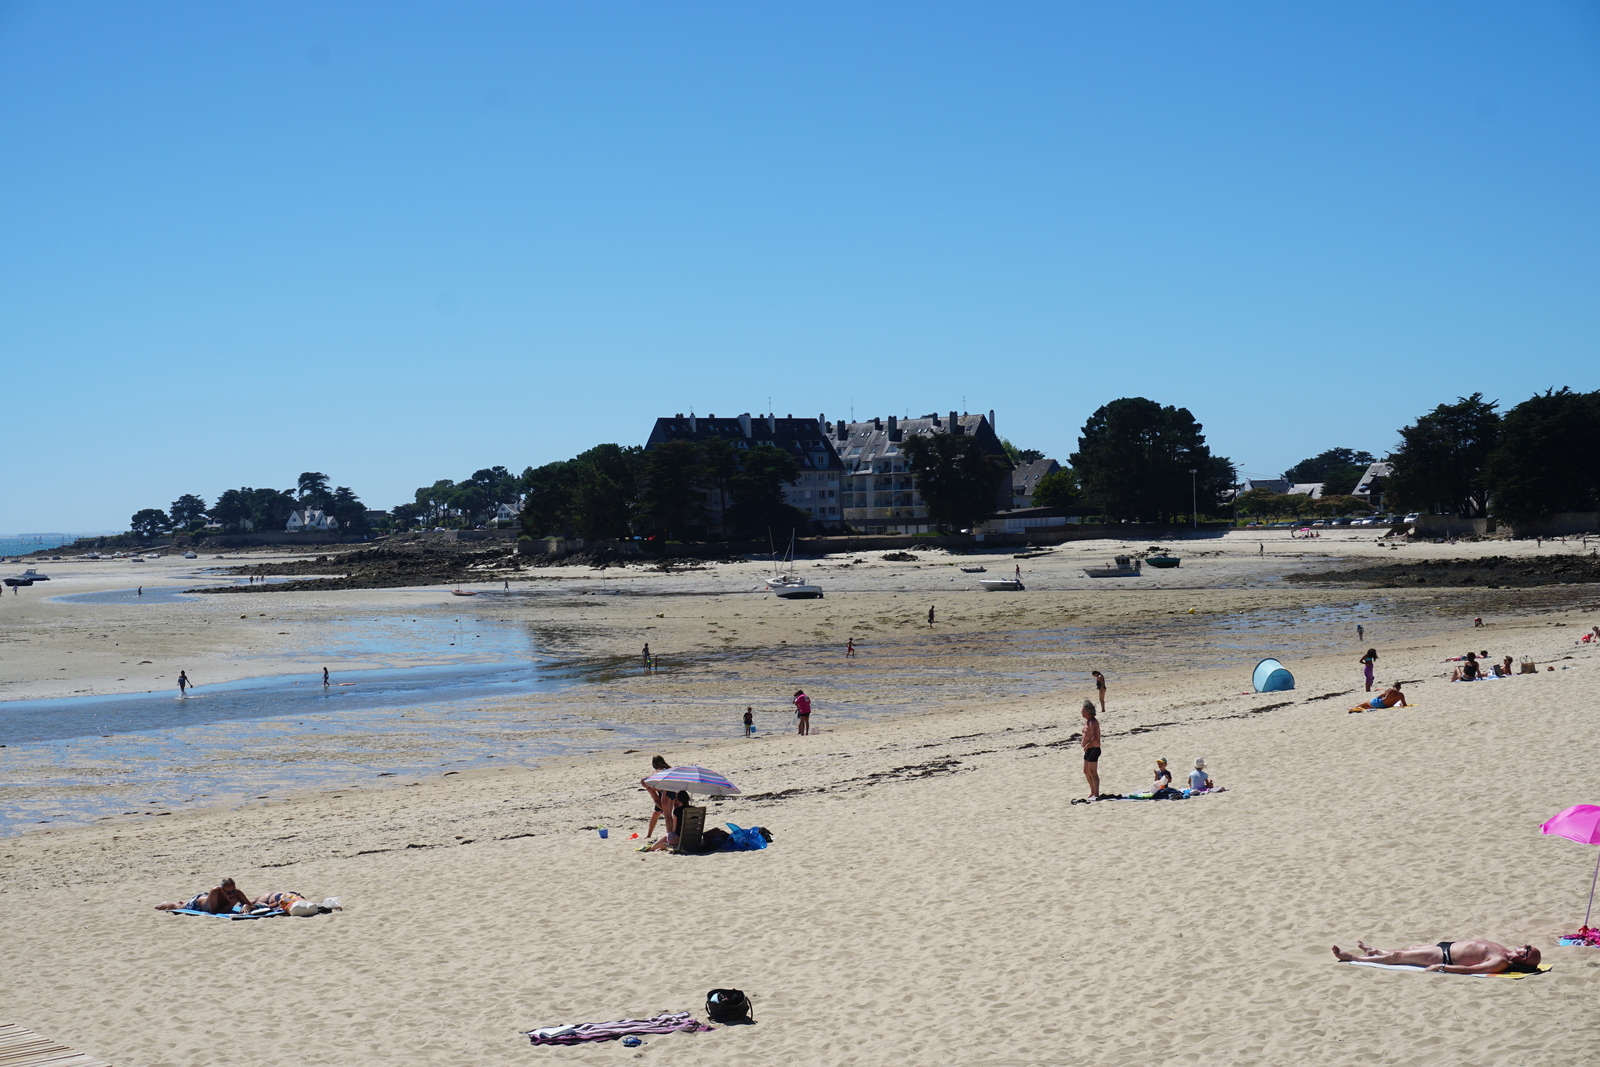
[177, 670, 191, 697]
[793, 689, 812, 735]
[845, 637, 855, 658]
[322, 667, 330, 688]
[1356, 623, 1364, 642]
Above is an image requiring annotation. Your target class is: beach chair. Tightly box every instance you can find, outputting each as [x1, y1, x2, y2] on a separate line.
[676, 804, 707, 853]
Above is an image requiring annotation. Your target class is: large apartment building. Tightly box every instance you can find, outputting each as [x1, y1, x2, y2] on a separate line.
[644, 413, 845, 530]
[829, 411, 1012, 534]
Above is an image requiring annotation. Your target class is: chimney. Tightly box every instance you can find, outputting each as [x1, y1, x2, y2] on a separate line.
[688, 414, 696, 432]
[766, 413, 775, 433]
[949, 411, 962, 433]
[738, 413, 752, 438]
[988, 409, 995, 432]
[873, 417, 882, 431]
[836, 419, 848, 441]
[888, 414, 900, 441]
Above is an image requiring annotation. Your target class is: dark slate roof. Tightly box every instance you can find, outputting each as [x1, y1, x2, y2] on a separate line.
[646, 413, 844, 472]
[829, 412, 1010, 472]
[1012, 458, 1061, 490]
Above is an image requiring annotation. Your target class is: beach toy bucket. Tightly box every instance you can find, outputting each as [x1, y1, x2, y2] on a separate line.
[1252, 658, 1295, 693]
[597, 827, 609, 839]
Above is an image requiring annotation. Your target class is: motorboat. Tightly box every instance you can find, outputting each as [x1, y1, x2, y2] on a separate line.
[1083, 556, 1142, 578]
[979, 578, 1024, 591]
[183, 551, 198, 559]
[19, 568, 48, 581]
[1145, 555, 1180, 569]
[3, 576, 33, 587]
[959, 565, 987, 573]
[130, 557, 145, 563]
[147, 553, 163, 560]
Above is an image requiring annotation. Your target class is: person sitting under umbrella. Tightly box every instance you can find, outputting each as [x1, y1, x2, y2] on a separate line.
[645, 791, 691, 852]
[1331, 938, 1541, 974]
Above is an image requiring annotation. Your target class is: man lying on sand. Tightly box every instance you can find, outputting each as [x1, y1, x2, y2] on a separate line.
[1332, 938, 1541, 974]
[1348, 682, 1407, 713]
[156, 877, 251, 913]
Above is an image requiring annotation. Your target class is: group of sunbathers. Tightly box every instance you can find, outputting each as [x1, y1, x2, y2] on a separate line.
[1446, 650, 1521, 682]
[155, 877, 329, 916]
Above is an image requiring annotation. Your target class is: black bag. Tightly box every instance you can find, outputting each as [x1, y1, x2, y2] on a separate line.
[705, 988, 754, 1024]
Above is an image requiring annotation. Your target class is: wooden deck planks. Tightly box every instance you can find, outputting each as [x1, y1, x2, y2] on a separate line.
[0, 1024, 112, 1067]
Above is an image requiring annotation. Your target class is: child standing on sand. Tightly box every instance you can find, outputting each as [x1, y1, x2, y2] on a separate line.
[743, 707, 754, 736]
[1360, 648, 1378, 691]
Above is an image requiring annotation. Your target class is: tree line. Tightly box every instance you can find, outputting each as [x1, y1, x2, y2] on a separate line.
[129, 473, 369, 539]
[1386, 388, 1600, 522]
[519, 440, 808, 542]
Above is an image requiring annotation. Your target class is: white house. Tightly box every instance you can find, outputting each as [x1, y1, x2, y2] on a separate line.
[286, 509, 339, 532]
[494, 502, 520, 524]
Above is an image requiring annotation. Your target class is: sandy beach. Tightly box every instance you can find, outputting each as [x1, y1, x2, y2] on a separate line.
[4, 531, 1599, 1065]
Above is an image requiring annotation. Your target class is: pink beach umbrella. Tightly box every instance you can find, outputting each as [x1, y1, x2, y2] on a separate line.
[1540, 805, 1600, 928]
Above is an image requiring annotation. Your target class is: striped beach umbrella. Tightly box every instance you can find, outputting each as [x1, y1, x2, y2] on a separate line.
[643, 765, 741, 795]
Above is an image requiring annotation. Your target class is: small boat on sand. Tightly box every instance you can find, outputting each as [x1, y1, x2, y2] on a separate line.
[1145, 555, 1180, 569]
[979, 578, 1024, 591]
[451, 588, 477, 596]
[959, 566, 987, 573]
[764, 531, 823, 598]
[1083, 555, 1142, 578]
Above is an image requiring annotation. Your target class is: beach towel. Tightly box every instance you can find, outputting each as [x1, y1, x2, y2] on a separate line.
[1343, 961, 1550, 979]
[525, 1012, 714, 1044]
[166, 908, 281, 920]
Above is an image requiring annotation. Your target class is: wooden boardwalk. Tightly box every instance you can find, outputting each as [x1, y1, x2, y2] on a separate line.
[0, 1024, 112, 1067]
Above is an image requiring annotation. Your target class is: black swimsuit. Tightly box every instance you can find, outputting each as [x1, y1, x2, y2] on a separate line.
[1437, 941, 1454, 966]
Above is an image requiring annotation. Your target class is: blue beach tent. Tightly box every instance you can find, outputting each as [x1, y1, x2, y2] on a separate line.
[1252, 658, 1295, 693]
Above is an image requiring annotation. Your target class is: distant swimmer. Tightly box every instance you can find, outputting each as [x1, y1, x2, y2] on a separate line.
[177, 670, 191, 697]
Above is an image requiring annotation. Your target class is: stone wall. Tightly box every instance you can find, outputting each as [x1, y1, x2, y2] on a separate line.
[1505, 511, 1600, 539]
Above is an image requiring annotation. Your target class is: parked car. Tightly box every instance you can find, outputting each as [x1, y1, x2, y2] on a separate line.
[1310, 519, 1328, 527]
[1403, 513, 1420, 523]
[1331, 517, 1353, 526]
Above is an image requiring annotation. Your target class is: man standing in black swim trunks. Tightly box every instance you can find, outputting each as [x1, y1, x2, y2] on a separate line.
[1079, 700, 1102, 800]
[1331, 938, 1541, 974]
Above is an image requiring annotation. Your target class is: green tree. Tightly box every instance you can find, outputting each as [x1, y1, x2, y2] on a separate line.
[169, 494, 208, 530]
[130, 508, 170, 539]
[1386, 393, 1500, 517]
[901, 431, 1011, 532]
[391, 502, 426, 529]
[1234, 488, 1284, 520]
[414, 480, 458, 526]
[1283, 448, 1376, 488]
[297, 472, 333, 510]
[637, 440, 707, 540]
[330, 486, 368, 533]
[1485, 388, 1600, 523]
[1000, 438, 1045, 464]
[724, 444, 807, 540]
[518, 461, 578, 538]
[1069, 398, 1225, 522]
[698, 437, 741, 538]
[1030, 468, 1081, 508]
[569, 444, 643, 539]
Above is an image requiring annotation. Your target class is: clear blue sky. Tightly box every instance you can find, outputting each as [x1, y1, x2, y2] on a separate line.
[4, 2, 1598, 532]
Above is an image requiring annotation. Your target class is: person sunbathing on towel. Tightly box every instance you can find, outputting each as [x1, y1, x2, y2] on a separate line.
[1331, 938, 1541, 974]
[1348, 682, 1407, 713]
[156, 877, 252, 913]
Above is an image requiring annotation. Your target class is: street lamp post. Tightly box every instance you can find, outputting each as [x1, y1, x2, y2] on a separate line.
[1189, 469, 1198, 529]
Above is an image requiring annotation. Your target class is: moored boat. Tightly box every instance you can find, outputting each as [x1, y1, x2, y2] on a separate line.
[979, 578, 1024, 591]
[1083, 555, 1142, 578]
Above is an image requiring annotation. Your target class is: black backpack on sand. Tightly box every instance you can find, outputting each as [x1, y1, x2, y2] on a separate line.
[705, 988, 754, 1024]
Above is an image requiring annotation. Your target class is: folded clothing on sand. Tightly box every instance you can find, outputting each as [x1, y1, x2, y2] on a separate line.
[167, 908, 280, 920]
[525, 1012, 715, 1044]
[1344, 961, 1550, 979]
